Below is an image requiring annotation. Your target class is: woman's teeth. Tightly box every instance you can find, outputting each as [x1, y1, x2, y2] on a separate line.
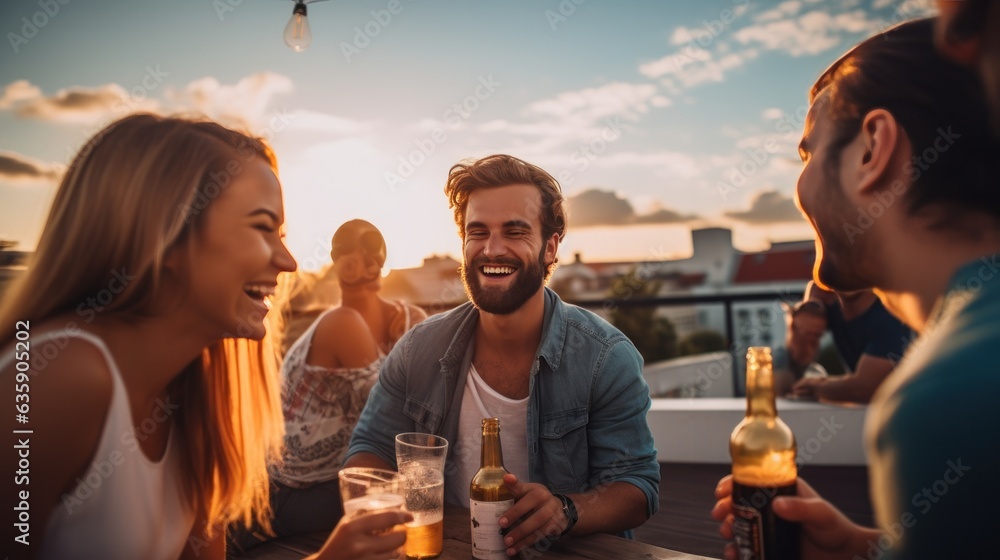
[244, 284, 275, 299]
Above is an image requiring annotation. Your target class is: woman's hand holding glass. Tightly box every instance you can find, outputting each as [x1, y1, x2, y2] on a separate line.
[310, 509, 412, 560]
[309, 468, 411, 560]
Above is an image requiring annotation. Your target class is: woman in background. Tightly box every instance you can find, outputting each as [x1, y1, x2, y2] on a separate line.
[233, 220, 425, 548]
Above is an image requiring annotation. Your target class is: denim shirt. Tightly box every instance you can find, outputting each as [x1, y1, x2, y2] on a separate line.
[347, 288, 660, 526]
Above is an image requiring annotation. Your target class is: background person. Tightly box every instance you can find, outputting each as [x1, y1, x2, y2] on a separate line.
[232, 220, 426, 550]
[785, 283, 912, 404]
[772, 298, 829, 397]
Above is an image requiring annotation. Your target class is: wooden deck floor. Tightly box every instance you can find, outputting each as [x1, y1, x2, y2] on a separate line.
[633, 463, 874, 558]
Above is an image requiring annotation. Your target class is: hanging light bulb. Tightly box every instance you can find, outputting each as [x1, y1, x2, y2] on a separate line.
[284, 0, 312, 52]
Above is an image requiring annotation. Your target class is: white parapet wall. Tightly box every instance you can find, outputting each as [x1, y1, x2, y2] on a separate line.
[647, 398, 869, 466]
[643, 351, 736, 398]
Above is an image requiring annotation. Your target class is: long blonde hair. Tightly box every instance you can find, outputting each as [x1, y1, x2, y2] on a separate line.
[0, 113, 285, 534]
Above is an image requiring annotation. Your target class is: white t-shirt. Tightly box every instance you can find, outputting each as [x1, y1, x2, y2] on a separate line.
[445, 364, 529, 506]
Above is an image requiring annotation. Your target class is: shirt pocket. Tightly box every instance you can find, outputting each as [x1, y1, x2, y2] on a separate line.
[403, 397, 442, 434]
[537, 407, 589, 492]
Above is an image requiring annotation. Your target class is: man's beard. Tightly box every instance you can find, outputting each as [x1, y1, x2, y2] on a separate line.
[810, 170, 876, 292]
[461, 249, 546, 315]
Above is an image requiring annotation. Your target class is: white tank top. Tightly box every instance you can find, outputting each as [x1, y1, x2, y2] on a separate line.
[446, 364, 530, 506]
[0, 330, 195, 560]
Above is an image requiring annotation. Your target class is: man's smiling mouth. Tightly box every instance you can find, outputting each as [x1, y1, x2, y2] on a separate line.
[481, 265, 516, 276]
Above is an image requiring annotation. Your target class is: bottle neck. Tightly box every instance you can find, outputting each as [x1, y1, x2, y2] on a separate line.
[480, 431, 504, 468]
[745, 356, 777, 418]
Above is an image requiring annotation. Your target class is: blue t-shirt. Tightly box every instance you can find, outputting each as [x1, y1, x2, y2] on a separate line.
[827, 296, 913, 371]
[866, 254, 1000, 559]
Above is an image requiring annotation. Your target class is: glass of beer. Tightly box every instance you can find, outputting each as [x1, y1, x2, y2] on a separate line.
[338, 467, 407, 523]
[395, 433, 448, 559]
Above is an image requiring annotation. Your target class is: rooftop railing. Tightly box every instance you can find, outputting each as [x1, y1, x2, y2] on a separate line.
[568, 290, 805, 396]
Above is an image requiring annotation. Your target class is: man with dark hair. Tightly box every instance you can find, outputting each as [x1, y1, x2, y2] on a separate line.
[346, 154, 659, 554]
[713, 18, 1000, 559]
[782, 283, 912, 404]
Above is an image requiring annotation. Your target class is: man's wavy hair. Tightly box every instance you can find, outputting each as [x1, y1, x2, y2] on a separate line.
[444, 154, 567, 274]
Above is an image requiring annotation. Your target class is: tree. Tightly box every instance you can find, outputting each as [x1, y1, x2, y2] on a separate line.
[607, 269, 678, 364]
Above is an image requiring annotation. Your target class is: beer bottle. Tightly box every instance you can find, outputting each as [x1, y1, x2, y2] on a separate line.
[730, 347, 800, 560]
[470, 417, 514, 560]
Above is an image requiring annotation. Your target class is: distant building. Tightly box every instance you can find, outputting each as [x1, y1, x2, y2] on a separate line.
[550, 227, 738, 298]
[381, 255, 466, 313]
[723, 240, 815, 351]
[548, 228, 814, 347]
[550, 228, 742, 338]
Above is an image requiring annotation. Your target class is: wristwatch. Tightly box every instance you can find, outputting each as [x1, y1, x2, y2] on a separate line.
[553, 493, 578, 536]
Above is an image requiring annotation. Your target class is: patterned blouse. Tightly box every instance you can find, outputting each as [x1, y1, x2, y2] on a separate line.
[271, 303, 414, 487]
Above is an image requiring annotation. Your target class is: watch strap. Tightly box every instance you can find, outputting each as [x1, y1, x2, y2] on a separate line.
[553, 493, 578, 536]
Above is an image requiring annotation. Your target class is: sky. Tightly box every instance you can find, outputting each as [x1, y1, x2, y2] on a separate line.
[0, 0, 937, 271]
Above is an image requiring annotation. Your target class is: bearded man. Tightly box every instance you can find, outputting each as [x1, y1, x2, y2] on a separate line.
[346, 154, 659, 555]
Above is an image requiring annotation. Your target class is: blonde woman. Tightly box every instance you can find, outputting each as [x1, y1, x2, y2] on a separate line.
[0, 114, 409, 560]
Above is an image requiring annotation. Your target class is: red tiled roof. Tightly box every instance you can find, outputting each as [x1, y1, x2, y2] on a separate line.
[732, 247, 815, 283]
[674, 272, 706, 288]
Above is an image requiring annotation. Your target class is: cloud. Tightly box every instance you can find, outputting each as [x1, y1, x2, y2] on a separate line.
[3, 73, 296, 129]
[641, 46, 760, 88]
[733, 9, 880, 56]
[638, 1, 758, 87]
[568, 189, 634, 226]
[675, 50, 758, 88]
[637, 2, 883, 93]
[640, 48, 708, 79]
[592, 150, 706, 180]
[285, 109, 372, 135]
[667, 3, 751, 46]
[724, 190, 804, 224]
[388, 82, 669, 160]
[0, 151, 63, 184]
[168, 72, 294, 130]
[477, 119, 597, 139]
[761, 107, 785, 120]
[0, 80, 42, 109]
[633, 208, 700, 224]
[471, 87, 660, 159]
[12, 83, 156, 125]
[568, 188, 698, 227]
[0, 73, 299, 129]
[754, 0, 804, 22]
[525, 82, 670, 126]
[469, 119, 606, 162]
